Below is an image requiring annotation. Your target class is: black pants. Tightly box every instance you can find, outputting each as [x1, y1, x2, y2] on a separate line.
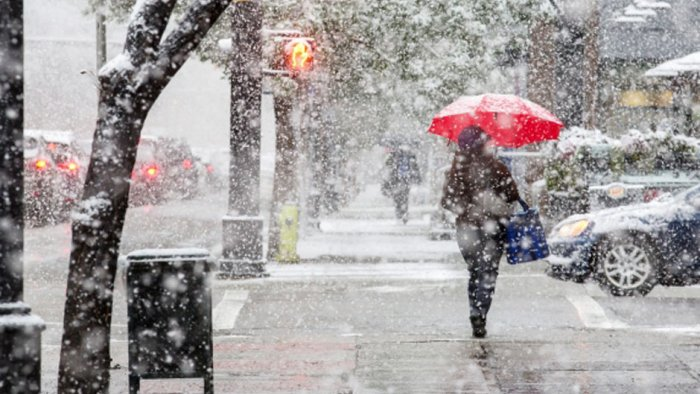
[456, 223, 506, 319]
[392, 183, 410, 221]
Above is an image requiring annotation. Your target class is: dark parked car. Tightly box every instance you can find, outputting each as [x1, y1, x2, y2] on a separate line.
[130, 136, 167, 205]
[26, 130, 86, 219]
[546, 183, 700, 296]
[24, 135, 66, 226]
[158, 137, 199, 199]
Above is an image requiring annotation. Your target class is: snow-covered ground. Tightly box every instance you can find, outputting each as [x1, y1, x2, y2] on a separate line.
[296, 183, 457, 262]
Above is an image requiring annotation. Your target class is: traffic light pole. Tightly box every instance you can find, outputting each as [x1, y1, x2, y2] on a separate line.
[0, 2, 45, 391]
[220, 0, 266, 278]
[306, 81, 327, 228]
[264, 34, 314, 262]
[267, 94, 299, 262]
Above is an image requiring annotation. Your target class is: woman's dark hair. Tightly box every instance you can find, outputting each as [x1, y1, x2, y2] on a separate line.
[458, 126, 488, 151]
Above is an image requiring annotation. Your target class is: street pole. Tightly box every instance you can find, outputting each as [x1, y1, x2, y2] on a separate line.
[295, 78, 314, 232]
[96, 4, 107, 71]
[220, 0, 266, 278]
[267, 94, 299, 262]
[582, 0, 599, 130]
[0, 2, 45, 391]
[307, 83, 323, 227]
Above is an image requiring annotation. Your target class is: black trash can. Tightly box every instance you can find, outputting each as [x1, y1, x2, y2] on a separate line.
[126, 248, 214, 394]
[0, 304, 45, 394]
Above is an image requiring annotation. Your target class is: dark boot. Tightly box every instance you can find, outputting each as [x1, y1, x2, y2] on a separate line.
[470, 315, 487, 338]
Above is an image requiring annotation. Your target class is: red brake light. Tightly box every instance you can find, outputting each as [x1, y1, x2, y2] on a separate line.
[58, 161, 79, 172]
[643, 189, 660, 202]
[145, 165, 158, 178]
[35, 159, 48, 170]
[206, 164, 214, 173]
[183, 159, 192, 170]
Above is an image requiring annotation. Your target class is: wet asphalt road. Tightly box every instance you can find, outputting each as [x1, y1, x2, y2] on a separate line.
[24, 191, 700, 393]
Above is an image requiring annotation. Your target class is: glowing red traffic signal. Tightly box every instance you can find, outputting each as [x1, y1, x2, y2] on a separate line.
[284, 38, 314, 73]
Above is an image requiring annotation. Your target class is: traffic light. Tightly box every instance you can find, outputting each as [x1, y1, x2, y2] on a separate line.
[284, 38, 315, 75]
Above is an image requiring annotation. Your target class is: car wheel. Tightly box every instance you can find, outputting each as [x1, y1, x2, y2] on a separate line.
[595, 235, 658, 297]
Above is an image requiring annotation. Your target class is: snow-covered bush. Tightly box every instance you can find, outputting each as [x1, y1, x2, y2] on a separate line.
[545, 128, 700, 192]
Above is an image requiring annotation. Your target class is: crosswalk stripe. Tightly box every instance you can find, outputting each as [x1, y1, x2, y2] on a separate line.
[213, 290, 249, 331]
[566, 294, 628, 329]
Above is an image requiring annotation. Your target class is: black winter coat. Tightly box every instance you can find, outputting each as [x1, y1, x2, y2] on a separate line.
[441, 149, 520, 227]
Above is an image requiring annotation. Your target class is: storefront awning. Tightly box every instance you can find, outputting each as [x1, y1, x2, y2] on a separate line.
[645, 51, 700, 77]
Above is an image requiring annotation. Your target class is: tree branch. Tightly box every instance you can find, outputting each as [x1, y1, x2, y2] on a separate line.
[124, 0, 178, 68]
[139, 0, 231, 93]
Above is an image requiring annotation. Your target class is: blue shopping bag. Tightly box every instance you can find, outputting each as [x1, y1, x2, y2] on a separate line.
[506, 199, 549, 265]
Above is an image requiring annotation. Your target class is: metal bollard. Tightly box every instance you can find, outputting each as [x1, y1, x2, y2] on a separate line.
[126, 249, 214, 394]
[276, 204, 300, 263]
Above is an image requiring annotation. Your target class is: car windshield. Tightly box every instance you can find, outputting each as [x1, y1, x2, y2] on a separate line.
[47, 142, 74, 161]
[24, 137, 40, 159]
[136, 141, 157, 163]
[673, 183, 700, 202]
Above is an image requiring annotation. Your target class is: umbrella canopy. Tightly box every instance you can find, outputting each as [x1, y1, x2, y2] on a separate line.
[428, 94, 563, 148]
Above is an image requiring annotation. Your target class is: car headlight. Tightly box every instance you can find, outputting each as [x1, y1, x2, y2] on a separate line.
[557, 219, 591, 238]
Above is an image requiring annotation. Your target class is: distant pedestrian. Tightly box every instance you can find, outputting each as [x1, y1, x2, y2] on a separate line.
[382, 146, 422, 224]
[441, 126, 520, 338]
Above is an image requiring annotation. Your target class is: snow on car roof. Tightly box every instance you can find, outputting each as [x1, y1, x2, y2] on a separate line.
[25, 129, 75, 145]
[555, 183, 700, 236]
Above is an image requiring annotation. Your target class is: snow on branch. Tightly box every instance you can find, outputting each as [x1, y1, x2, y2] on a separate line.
[147, 0, 231, 88]
[102, 0, 231, 94]
[124, 0, 178, 68]
[71, 193, 112, 227]
[99, 52, 135, 78]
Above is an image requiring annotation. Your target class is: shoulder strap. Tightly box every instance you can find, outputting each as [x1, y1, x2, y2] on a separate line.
[518, 198, 529, 211]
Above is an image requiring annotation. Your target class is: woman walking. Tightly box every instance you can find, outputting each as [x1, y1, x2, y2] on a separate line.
[441, 126, 520, 338]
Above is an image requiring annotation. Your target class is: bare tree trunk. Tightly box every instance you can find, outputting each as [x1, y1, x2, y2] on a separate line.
[267, 95, 297, 260]
[528, 17, 556, 111]
[58, 1, 231, 391]
[58, 91, 147, 392]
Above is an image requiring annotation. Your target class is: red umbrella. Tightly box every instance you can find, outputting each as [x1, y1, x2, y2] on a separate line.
[428, 94, 563, 148]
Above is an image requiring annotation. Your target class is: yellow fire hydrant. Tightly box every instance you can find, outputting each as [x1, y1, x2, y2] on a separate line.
[276, 204, 300, 263]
